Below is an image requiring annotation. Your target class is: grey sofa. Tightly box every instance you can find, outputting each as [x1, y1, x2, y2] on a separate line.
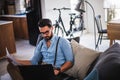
[65, 39, 120, 80]
[12, 39, 120, 80]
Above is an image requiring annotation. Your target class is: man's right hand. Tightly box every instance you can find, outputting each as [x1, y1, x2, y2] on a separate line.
[54, 69, 61, 75]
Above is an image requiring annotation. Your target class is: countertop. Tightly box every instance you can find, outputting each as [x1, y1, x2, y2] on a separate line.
[0, 14, 26, 18]
[0, 20, 13, 25]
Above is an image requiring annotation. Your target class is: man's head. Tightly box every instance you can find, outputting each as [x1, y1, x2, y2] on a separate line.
[38, 19, 53, 41]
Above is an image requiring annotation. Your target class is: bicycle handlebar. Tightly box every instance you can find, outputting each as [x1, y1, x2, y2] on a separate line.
[69, 13, 76, 16]
[62, 7, 71, 10]
[53, 7, 71, 10]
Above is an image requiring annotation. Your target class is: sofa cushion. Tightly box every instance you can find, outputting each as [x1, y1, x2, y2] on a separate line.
[65, 39, 100, 80]
[90, 42, 120, 80]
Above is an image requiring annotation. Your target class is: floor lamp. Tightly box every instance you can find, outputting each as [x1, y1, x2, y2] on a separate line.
[75, 0, 97, 49]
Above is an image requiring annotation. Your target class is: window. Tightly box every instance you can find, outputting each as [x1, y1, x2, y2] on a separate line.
[104, 0, 120, 22]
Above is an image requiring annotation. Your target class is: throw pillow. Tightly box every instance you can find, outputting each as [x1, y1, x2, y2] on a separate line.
[93, 42, 120, 80]
[65, 39, 100, 80]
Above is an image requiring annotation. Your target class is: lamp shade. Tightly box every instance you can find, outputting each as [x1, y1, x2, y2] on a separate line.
[75, 0, 85, 12]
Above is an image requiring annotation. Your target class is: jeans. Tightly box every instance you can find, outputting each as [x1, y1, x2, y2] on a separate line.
[7, 63, 23, 80]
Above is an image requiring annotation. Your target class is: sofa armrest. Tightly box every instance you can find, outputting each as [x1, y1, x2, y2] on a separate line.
[84, 42, 120, 80]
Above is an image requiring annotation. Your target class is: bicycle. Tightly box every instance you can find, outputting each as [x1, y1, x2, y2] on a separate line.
[53, 7, 70, 37]
[53, 7, 85, 37]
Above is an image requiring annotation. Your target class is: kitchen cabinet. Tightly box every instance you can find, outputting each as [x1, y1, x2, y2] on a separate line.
[0, 20, 16, 59]
[0, 15, 29, 40]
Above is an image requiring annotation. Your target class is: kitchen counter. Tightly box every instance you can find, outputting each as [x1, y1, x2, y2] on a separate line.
[0, 14, 26, 18]
[0, 20, 13, 25]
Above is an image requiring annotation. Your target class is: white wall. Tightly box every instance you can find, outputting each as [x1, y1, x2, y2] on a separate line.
[85, 0, 105, 33]
[41, 0, 71, 31]
[41, 0, 106, 33]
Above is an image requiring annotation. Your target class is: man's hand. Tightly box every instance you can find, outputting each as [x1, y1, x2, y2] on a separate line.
[54, 69, 61, 75]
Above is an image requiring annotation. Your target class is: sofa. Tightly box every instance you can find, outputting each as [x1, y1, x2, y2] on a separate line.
[12, 39, 120, 80]
[64, 39, 120, 80]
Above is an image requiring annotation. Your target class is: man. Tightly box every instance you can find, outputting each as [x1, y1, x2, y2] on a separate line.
[7, 18, 74, 80]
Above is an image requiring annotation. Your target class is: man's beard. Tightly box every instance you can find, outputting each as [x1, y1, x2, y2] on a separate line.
[44, 34, 53, 41]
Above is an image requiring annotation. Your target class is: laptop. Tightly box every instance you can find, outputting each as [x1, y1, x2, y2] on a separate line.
[6, 48, 56, 80]
[18, 64, 56, 80]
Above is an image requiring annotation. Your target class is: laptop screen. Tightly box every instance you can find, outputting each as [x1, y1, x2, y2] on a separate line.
[18, 64, 56, 80]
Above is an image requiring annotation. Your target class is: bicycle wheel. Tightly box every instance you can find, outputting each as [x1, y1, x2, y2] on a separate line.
[73, 17, 81, 31]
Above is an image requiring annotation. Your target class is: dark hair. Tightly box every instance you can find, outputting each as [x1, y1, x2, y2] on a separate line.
[38, 18, 52, 28]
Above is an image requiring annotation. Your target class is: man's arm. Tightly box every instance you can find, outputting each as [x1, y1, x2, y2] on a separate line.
[60, 61, 73, 72]
[60, 38, 74, 72]
[7, 57, 32, 65]
[15, 59, 32, 65]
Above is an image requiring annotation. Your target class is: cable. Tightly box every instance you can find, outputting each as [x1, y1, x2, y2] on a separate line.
[85, 1, 97, 50]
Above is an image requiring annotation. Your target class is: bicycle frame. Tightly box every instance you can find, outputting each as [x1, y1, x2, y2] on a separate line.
[54, 20, 64, 37]
[53, 8, 69, 36]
